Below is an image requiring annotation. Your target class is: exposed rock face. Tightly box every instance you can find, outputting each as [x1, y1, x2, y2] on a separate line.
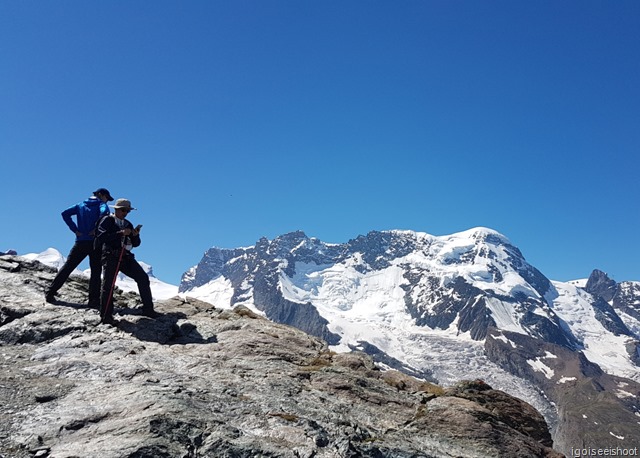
[585, 269, 619, 302]
[182, 232, 342, 345]
[485, 328, 640, 453]
[0, 255, 563, 458]
[584, 269, 640, 367]
[586, 270, 640, 327]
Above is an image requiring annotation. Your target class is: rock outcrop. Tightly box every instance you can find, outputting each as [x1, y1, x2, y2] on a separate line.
[0, 255, 563, 458]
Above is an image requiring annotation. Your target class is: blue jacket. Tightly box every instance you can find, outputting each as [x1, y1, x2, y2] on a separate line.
[61, 197, 110, 242]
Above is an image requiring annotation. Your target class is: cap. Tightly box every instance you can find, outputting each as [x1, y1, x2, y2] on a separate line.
[94, 188, 114, 202]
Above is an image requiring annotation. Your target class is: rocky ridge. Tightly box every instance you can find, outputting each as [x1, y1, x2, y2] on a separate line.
[0, 255, 563, 458]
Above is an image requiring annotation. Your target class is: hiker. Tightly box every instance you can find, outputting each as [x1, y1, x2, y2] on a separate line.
[45, 188, 113, 306]
[95, 198, 158, 325]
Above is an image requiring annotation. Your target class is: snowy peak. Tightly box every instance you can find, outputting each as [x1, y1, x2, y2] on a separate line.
[344, 227, 548, 299]
[338, 228, 516, 285]
[181, 228, 562, 344]
[21, 247, 68, 270]
[333, 228, 560, 344]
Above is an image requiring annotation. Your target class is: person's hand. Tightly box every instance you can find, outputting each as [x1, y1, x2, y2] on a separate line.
[75, 231, 82, 237]
[121, 228, 132, 236]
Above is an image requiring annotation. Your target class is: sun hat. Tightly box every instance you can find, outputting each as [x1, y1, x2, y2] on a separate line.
[111, 198, 136, 211]
[94, 188, 114, 201]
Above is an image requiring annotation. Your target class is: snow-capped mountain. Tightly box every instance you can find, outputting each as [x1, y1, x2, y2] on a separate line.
[180, 228, 640, 454]
[21, 247, 68, 270]
[23, 247, 178, 300]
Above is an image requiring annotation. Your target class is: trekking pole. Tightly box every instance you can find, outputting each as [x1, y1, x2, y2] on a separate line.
[104, 237, 126, 321]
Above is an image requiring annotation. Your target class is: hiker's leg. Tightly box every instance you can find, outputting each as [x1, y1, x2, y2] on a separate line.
[46, 241, 90, 298]
[99, 250, 120, 320]
[119, 256, 154, 311]
[87, 245, 102, 307]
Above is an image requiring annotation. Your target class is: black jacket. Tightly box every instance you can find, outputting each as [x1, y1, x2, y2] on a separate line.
[96, 215, 141, 252]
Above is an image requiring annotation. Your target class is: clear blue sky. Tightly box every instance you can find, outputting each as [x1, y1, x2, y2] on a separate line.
[1, 1, 638, 285]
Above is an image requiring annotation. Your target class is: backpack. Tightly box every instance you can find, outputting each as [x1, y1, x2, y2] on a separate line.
[93, 214, 113, 250]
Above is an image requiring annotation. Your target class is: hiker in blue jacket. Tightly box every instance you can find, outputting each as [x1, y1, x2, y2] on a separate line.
[95, 198, 157, 325]
[45, 188, 113, 306]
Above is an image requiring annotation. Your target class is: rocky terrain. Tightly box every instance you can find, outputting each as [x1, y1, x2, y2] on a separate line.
[0, 255, 564, 458]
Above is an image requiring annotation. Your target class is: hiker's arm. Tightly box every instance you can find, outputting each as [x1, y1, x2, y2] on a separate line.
[130, 233, 141, 248]
[61, 205, 80, 235]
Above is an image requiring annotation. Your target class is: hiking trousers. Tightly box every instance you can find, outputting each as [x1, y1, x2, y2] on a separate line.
[100, 249, 154, 320]
[46, 240, 102, 306]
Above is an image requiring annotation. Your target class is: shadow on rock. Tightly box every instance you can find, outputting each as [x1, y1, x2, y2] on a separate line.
[116, 311, 218, 345]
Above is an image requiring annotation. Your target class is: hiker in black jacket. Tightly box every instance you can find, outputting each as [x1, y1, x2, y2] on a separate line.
[95, 198, 158, 325]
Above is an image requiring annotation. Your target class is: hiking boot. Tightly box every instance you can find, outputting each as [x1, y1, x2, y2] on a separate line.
[100, 315, 117, 326]
[45, 292, 59, 305]
[142, 309, 161, 319]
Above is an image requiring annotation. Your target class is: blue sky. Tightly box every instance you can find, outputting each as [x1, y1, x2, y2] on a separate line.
[1, 1, 638, 285]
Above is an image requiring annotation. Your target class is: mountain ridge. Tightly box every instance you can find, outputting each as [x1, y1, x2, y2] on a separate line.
[180, 227, 640, 455]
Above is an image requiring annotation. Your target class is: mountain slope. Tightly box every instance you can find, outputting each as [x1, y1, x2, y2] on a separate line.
[0, 255, 563, 458]
[180, 228, 640, 455]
